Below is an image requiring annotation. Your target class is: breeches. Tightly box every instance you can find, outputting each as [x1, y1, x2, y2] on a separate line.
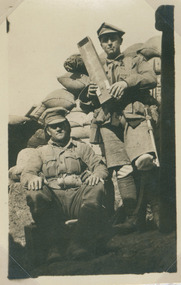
[125, 120, 155, 162]
[26, 182, 107, 223]
[100, 120, 155, 172]
[100, 125, 130, 168]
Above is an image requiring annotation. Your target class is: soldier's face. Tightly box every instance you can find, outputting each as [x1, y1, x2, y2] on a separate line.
[47, 120, 70, 144]
[100, 33, 122, 59]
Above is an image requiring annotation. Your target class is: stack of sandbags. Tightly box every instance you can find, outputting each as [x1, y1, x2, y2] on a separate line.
[30, 89, 76, 122]
[123, 43, 143, 58]
[67, 104, 92, 139]
[138, 36, 161, 60]
[135, 36, 162, 103]
[137, 36, 161, 74]
[67, 105, 104, 157]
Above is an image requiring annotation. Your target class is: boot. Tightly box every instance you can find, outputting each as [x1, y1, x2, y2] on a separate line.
[145, 169, 160, 230]
[66, 240, 91, 261]
[46, 244, 63, 264]
[67, 203, 109, 260]
[113, 198, 138, 234]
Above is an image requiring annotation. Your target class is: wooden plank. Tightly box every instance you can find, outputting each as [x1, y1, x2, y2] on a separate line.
[77, 37, 112, 105]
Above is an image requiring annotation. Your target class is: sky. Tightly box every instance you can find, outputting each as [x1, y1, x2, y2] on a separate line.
[1, 0, 180, 115]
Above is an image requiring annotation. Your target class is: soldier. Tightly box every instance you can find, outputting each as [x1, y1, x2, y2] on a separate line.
[79, 22, 159, 232]
[21, 107, 111, 262]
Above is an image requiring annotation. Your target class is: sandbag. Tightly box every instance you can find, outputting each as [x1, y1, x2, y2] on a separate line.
[9, 148, 37, 181]
[147, 57, 161, 75]
[64, 54, 88, 75]
[138, 36, 161, 60]
[30, 89, 76, 121]
[42, 89, 76, 110]
[27, 128, 48, 148]
[71, 125, 90, 139]
[29, 104, 46, 120]
[67, 111, 93, 127]
[8, 115, 30, 125]
[57, 72, 90, 98]
[123, 43, 143, 58]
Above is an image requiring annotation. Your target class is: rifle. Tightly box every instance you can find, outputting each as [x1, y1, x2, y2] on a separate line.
[25, 105, 37, 118]
[144, 107, 160, 167]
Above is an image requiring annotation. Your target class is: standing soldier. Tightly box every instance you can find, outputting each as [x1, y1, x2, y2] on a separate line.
[79, 22, 159, 232]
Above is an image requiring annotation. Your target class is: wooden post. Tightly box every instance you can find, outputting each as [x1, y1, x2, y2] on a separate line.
[155, 5, 176, 232]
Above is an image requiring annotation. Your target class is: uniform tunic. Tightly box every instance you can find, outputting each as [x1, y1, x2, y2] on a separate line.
[80, 53, 158, 168]
[21, 138, 109, 220]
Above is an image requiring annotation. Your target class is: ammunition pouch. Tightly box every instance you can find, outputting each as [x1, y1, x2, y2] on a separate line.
[47, 174, 82, 190]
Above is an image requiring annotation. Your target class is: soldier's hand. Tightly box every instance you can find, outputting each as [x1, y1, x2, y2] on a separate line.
[28, 177, 43, 191]
[80, 170, 92, 182]
[109, 81, 128, 99]
[84, 174, 103, 186]
[88, 82, 98, 98]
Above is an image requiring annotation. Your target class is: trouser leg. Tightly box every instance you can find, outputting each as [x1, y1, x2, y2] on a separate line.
[112, 165, 137, 228]
[115, 174, 137, 232]
[26, 185, 66, 262]
[66, 182, 111, 259]
[132, 151, 160, 230]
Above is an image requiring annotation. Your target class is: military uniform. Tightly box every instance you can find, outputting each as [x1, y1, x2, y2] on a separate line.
[79, 23, 159, 231]
[21, 138, 109, 218]
[21, 108, 111, 261]
[101, 52, 158, 166]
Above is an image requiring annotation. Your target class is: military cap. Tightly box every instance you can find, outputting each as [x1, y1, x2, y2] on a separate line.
[42, 107, 69, 126]
[97, 22, 125, 38]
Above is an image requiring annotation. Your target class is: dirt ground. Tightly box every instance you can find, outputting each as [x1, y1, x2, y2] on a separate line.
[8, 182, 177, 279]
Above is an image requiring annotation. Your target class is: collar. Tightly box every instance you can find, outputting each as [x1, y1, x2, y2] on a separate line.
[48, 137, 77, 149]
[106, 53, 124, 65]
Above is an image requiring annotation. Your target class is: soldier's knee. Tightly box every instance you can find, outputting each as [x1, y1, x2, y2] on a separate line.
[81, 201, 100, 211]
[94, 182, 106, 200]
[26, 188, 52, 219]
[135, 153, 157, 171]
[116, 164, 133, 179]
[97, 181, 105, 191]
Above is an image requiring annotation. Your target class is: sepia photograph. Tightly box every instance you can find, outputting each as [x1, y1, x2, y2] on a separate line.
[0, 0, 181, 283]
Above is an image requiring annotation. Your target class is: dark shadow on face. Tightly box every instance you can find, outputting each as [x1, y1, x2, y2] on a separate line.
[46, 120, 71, 146]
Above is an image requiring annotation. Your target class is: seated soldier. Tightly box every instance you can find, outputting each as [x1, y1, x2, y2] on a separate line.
[21, 107, 111, 263]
